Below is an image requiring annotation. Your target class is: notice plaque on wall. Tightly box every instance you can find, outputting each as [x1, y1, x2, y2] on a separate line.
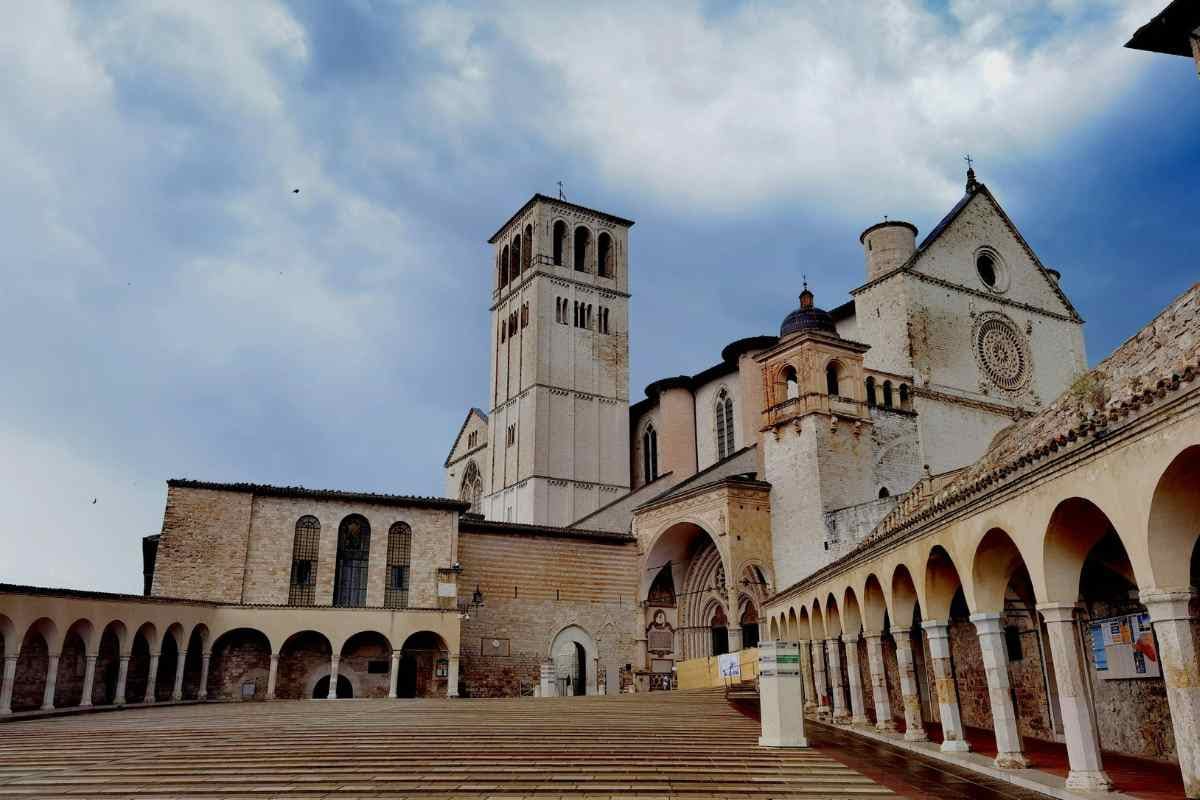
[1088, 613, 1160, 680]
[758, 641, 800, 678]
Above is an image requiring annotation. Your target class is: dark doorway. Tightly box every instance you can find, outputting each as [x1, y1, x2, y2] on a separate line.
[572, 642, 586, 696]
[312, 674, 352, 699]
[397, 654, 417, 698]
[711, 606, 729, 656]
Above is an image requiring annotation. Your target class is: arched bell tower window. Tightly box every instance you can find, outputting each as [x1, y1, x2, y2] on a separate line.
[715, 389, 735, 461]
[899, 383, 909, 409]
[865, 376, 876, 407]
[825, 362, 841, 396]
[883, 380, 894, 409]
[574, 226, 590, 272]
[384, 522, 412, 609]
[333, 514, 371, 608]
[597, 232, 613, 277]
[552, 220, 566, 266]
[510, 235, 521, 283]
[288, 515, 320, 606]
[783, 366, 799, 401]
[522, 224, 532, 273]
[642, 424, 659, 484]
[499, 245, 509, 288]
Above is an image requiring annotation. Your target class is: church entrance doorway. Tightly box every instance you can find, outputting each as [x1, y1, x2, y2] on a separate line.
[313, 675, 352, 699]
[549, 625, 597, 696]
[710, 606, 729, 656]
[397, 654, 417, 698]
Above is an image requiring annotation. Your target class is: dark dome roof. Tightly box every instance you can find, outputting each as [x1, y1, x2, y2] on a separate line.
[780, 286, 838, 338]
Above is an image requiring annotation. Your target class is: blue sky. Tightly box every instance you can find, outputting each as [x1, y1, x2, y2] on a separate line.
[2, 0, 1196, 593]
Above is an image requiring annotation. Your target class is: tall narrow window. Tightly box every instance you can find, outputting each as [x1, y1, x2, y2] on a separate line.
[385, 522, 412, 609]
[333, 514, 371, 608]
[716, 389, 735, 460]
[642, 424, 659, 483]
[574, 226, 590, 271]
[784, 366, 799, 401]
[865, 376, 876, 407]
[899, 383, 910, 409]
[825, 362, 841, 396]
[597, 232, 613, 277]
[510, 236, 521, 283]
[552, 220, 566, 266]
[522, 224, 532, 272]
[883, 380, 894, 409]
[460, 461, 482, 513]
[710, 606, 729, 656]
[500, 245, 509, 287]
[288, 516, 320, 606]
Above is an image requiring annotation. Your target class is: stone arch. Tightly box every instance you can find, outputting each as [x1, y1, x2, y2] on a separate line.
[153, 622, 186, 702]
[862, 574, 888, 634]
[340, 630, 393, 700]
[890, 563, 920, 626]
[925, 544, 966, 622]
[642, 520, 727, 658]
[1146, 444, 1200, 591]
[810, 600, 827, 641]
[825, 358, 845, 396]
[796, 606, 812, 641]
[551, 624, 596, 697]
[824, 594, 842, 637]
[207, 627, 272, 701]
[573, 225, 591, 272]
[842, 587, 863, 636]
[552, 219, 567, 265]
[278, 629, 332, 700]
[769, 617, 780, 640]
[971, 527, 1032, 614]
[399, 630, 449, 699]
[92, 620, 126, 705]
[181, 623, 208, 700]
[54, 619, 94, 708]
[13, 618, 58, 712]
[1042, 497, 1136, 604]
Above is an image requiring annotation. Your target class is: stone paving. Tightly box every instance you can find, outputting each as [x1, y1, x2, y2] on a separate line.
[0, 688, 897, 799]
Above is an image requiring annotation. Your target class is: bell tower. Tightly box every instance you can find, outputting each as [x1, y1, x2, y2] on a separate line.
[483, 194, 634, 526]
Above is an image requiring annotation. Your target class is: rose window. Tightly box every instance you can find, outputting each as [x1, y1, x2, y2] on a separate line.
[975, 314, 1031, 391]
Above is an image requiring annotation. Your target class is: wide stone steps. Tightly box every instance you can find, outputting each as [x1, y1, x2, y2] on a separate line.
[0, 689, 895, 798]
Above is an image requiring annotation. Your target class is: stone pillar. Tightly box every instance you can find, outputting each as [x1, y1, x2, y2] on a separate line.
[864, 633, 896, 732]
[971, 613, 1028, 768]
[114, 655, 130, 705]
[327, 654, 340, 699]
[843, 634, 869, 725]
[892, 628, 928, 741]
[80, 655, 97, 708]
[41, 653, 60, 711]
[388, 650, 401, 699]
[1038, 602, 1111, 792]
[265, 653, 279, 700]
[758, 641, 808, 747]
[798, 639, 816, 711]
[143, 652, 160, 704]
[447, 654, 460, 698]
[727, 587, 743, 652]
[1142, 590, 1200, 800]
[0, 655, 16, 714]
[539, 659, 556, 697]
[922, 621, 969, 753]
[811, 639, 830, 717]
[172, 651, 187, 702]
[826, 639, 850, 723]
[197, 652, 211, 700]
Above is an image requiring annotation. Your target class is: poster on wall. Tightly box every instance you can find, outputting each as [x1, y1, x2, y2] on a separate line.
[1088, 613, 1160, 680]
[718, 652, 741, 680]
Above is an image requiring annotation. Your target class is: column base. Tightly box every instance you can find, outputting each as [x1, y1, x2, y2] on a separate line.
[940, 739, 971, 753]
[851, 715, 870, 726]
[79, 700, 92, 708]
[994, 752, 1030, 770]
[904, 728, 929, 742]
[759, 735, 809, 748]
[875, 720, 898, 733]
[40, 704, 54, 711]
[1066, 770, 1112, 792]
[833, 712, 852, 725]
[172, 693, 183, 702]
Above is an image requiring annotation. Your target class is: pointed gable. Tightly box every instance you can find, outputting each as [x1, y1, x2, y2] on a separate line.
[444, 407, 489, 468]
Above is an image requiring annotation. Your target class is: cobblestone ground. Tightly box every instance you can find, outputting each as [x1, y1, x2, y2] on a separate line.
[0, 689, 897, 799]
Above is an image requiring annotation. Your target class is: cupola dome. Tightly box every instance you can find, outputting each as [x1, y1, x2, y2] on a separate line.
[780, 284, 837, 338]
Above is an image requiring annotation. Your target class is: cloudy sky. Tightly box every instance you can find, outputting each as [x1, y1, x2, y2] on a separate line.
[3, 0, 1196, 593]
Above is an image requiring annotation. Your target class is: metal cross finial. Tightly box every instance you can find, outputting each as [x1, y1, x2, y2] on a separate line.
[557, 181, 565, 201]
[964, 153, 974, 171]
[802, 273, 808, 290]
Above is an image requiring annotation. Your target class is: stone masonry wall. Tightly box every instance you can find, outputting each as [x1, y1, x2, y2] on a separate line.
[152, 486, 253, 602]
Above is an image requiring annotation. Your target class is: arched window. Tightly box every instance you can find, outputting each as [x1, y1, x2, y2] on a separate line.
[740, 604, 759, 649]
[460, 461, 482, 514]
[865, 376, 876, 407]
[647, 565, 676, 607]
[825, 362, 841, 396]
[384, 522, 412, 609]
[883, 380, 894, 409]
[899, 383, 910, 408]
[574, 226, 590, 272]
[784, 366, 799, 401]
[499, 245, 509, 287]
[878, 487, 890, 499]
[710, 606, 729, 656]
[333, 514, 371, 608]
[597, 232, 613, 277]
[715, 389, 735, 461]
[510, 235, 521, 283]
[552, 220, 566, 266]
[642, 424, 659, 483]
[288, 516, 320, 606]
[522, 224, 532, 272]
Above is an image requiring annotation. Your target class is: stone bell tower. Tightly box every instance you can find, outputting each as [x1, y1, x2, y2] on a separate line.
[483, 194, 635, 526]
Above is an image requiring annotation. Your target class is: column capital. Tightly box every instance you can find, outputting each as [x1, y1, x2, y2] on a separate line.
[3, 654, 16, 663]
[269, 652, 280, 662]
[119, 654, 132, 662]
[1036, 601, 1081, 623]
[1139, 589, 1196, 622]
[844, 633, 860, 644]
[969, 612, 1004, 634]
[861, 630, 884, 640]
[797, 638, 810, 645]
[891, 626, 911, 636]
[920, 619, 949, 635]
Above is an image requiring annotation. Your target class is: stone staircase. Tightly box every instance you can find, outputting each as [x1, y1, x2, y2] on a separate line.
[0, 688, 895, 798]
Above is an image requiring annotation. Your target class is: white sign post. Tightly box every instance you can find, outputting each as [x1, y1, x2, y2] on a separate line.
[758, 641, 808, 748]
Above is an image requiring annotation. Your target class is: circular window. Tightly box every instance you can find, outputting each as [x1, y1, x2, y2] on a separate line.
[974, 313, 1031, 391]
[975, 248, 1008, 293]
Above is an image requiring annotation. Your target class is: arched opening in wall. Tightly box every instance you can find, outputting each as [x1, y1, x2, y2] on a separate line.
[276, 630, 332, 700]
[333, 514, 371, 608]
[125, 622, 156, 705]
[207, 628, 271, 701]
[789, 607, 803, 642]
[647, 564, 677, 607]
[522, 224, 532, 272]
[55, 620, 91, 708]
[1147, 445, 1200, 593]
[710, 606, 730, 656]
[385, 523, 412, 609]
[313, 674, 352, 699]
[769, 617, 780, 640]
[12, 619, 56, 712]
[641, 424, 659, 484]
[459, 461, 483, 515]
[740, 602, 759, 649]
[784, 366, 799, 401]
[866, 376, 877, 407]
[94, 621, 125, 705]
[552, 220, 567, 266]
[182, 624, 208, 700]
[510, 235, 521, 283]
[289, 515, 320, 606]
[891, 564, 934, 726]
[878, 487, 890, 499]
[715, 389, 735, 461]
[499, 245, 509, 287]
[899, 383, 910, 409]
[883, 380, 894, 409]
[399, 631, 448, 699]
[341, 631, 393, 700]
[153, 624, 183, 702]
[573, 226, 590, 272]
[643, 521, 726, 661]
[597, 232, 613, 277]
[826, 362, 842, 396]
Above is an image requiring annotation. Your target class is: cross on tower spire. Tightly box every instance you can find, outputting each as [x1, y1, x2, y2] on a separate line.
[964, 154, 978, 192]
[557, 181, 566, 201]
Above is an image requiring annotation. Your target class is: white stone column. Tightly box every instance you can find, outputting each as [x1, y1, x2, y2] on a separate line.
[41, 653, 60, 711]
[80, 655, 97, 708]
[892, 627, 928, 741]
[811, 639, 830, 717]
[197, 652, 211, 700]
[0, 655, 16, 714]
[727, 587, 744, 652]
[539, 659, 556, 697]
[864, 633, 896, 732]
[826, 639, 850, 723]
[114, 655, 130, 705]
[143, 652, 160, 704]
[843, 635, 869, 725]
[1142, 590, 1200, 800]
[172, 651, 187, 702]
[971, 613, 1028, 768]
[265, 653, 279, 700]
[1038, 602, 1111, 792]
[447, 654, 460, 698]
[922, 621, 969, 753]
[388, 650, 400, 698]
[758, 641, 808, 747]
[327, 654, 340, 699]
[798, 639, 816, 711]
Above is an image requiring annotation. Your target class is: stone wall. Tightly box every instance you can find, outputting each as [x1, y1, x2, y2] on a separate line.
[152, 486, 252, 602]
[824, 496, 897, 562]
